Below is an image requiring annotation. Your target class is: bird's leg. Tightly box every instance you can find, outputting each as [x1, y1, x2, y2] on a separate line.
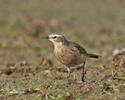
[64, 66, 71, 77]
[81, 61, 86, 82]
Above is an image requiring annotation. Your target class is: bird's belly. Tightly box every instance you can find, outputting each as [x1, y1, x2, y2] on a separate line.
[54, 48, 85, 67]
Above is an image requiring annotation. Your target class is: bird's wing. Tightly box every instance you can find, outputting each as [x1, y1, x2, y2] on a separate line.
[69, 42, 87, 55]
[68, 42, 99, 58]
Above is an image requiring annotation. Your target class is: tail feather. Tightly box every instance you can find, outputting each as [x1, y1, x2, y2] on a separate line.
[87, 53, 100, 58]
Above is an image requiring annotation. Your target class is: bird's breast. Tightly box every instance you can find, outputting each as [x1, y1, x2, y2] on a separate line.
[54, 45, 85, 67]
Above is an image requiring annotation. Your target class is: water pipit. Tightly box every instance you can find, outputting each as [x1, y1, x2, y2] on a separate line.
[42, 33, 99, 82]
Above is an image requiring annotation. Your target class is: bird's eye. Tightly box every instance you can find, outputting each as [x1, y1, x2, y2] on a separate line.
[53, 36, 57, 39]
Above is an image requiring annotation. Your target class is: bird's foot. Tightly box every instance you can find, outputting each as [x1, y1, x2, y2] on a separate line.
[81, 71, 86, 82]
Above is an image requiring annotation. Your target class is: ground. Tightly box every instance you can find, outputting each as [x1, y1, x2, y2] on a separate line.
[0, 0, 125, 100]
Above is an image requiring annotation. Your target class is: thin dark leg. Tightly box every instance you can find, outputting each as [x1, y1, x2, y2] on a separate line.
[81, 61, 86, 82]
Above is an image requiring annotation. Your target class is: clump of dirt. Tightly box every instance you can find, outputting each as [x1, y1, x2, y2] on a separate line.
[42, 59, 53, 67]
[112, 48, 125, 67]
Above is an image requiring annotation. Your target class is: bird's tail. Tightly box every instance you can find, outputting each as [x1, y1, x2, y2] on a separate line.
[87, 53, 100, 59]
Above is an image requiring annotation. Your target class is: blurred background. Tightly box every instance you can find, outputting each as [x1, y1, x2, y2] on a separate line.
[0, 0, 125, 66]
[0, 0, 125, 99]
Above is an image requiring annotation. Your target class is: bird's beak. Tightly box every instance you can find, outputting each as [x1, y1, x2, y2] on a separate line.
[41, 36, 49, 39]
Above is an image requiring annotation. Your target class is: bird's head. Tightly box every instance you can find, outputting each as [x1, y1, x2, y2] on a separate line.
[42, 33, 67, 45]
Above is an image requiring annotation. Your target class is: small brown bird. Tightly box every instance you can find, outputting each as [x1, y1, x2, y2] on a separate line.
[43, 33, 99, 82]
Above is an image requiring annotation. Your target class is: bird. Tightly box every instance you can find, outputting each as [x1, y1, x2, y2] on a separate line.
[42, 33, 100, 82]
